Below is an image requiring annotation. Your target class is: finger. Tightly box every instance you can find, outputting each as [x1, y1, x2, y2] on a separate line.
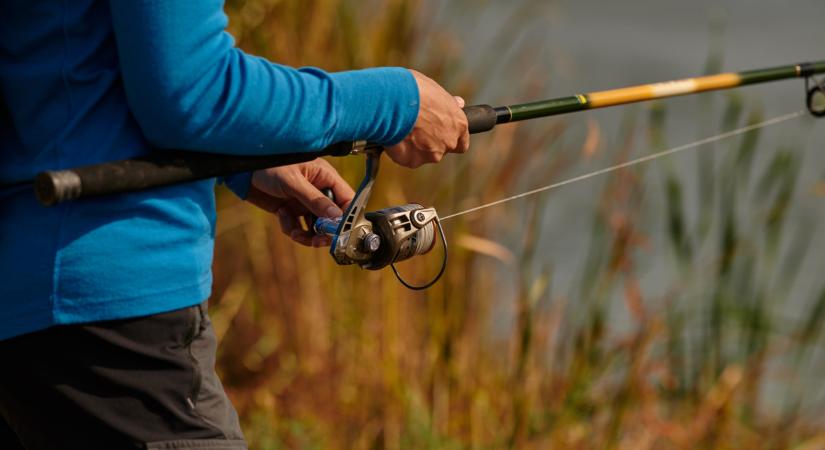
[454, 96, 466, 108]
[296, 211, 326, 246]
[311, 235, 332, 248]
[277, 209, 299, 237]
[330, 184, 355, 209]
[456, 112, 471, 153]
[287, 176, 344, 219]
[317, 162, 355, 207]
[289, 229, 314, 247]
[455, 127, 470, 154]
[277, 207, 313, 246]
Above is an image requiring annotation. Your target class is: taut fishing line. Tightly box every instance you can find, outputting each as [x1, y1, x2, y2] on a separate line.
[439, 110, 806, 222]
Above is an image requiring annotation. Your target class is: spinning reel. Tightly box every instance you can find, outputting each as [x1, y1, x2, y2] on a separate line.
[313, 150, 447, 290]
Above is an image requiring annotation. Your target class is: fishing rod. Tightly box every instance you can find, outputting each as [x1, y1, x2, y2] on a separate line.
[31, 60, 825, 289]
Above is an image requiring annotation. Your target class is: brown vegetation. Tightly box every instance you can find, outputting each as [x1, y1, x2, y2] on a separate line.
[212, 1, 825, 448]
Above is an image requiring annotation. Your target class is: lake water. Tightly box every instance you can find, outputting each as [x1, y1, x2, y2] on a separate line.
[424, 0, 825, 311]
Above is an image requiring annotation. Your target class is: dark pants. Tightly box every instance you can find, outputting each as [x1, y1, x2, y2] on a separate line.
[0, 302, 246, 449]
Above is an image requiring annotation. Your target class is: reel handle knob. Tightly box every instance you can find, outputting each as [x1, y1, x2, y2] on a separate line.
[362, 233, 382, 253]
[320, 188, 335, 201]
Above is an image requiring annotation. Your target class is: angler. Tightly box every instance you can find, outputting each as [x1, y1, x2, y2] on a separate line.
[0, 1, 467, 449]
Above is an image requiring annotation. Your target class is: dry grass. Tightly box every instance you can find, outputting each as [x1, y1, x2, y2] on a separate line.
[211, 1, 825, 448]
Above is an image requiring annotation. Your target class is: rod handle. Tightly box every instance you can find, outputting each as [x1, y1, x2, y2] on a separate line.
[35, 105, 498, 206]
[463, 105, 498, 134]
[35, 143, 353, 206]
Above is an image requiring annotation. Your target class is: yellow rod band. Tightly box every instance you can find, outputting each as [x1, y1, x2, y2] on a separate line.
[587, 73, 742, 108]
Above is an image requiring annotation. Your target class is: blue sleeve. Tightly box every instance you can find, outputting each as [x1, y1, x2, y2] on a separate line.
[107, 0, 420, 155]
[220, 172, 252, 199]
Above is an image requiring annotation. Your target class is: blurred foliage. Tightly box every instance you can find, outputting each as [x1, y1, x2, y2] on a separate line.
[212, 0, 825, 448]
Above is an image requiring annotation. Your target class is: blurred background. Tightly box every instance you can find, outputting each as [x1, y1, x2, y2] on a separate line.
[212, 0, 825, 448]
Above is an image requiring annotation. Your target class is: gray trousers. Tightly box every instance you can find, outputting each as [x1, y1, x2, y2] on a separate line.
[0, 302, 246, 450]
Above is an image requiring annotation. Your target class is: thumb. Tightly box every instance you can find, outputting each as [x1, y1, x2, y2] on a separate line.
[289, 176, 344, 219]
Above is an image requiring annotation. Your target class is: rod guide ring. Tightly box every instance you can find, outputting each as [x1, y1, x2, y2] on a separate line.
[805, 78, 825, 118]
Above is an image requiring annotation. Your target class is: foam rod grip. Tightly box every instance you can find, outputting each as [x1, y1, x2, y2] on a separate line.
[35, 144, 354, 206]
[463, 105, 498, 134]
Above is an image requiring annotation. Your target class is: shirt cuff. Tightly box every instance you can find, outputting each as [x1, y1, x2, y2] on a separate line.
[220, 172, 253, 200]
[327, 67, 420, 146]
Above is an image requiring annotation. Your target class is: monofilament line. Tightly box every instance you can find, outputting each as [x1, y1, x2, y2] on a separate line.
[439, 110, 805, 222]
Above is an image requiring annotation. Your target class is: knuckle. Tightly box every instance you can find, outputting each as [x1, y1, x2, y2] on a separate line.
[443, 137, 457, 153]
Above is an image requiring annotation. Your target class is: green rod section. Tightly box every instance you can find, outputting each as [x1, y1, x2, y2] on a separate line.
[498, 60, 825, 124]
[33, 60, 825, 205]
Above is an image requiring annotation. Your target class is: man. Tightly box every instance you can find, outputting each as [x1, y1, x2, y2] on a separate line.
[0, 1, 469, 448]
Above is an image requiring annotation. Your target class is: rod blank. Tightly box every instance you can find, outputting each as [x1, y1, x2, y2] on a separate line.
[34, 60, 825, 206]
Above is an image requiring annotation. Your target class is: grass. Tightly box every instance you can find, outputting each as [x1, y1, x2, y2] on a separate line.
[211, 1, 825, 448]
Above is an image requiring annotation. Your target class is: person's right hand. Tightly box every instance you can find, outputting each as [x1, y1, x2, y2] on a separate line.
[385, 70, 470, 168]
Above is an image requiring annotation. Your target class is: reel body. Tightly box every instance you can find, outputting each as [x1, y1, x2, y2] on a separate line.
[364, 204, 438, 269]
[312, 151, 447, 289]
[314, 204, 439, 270]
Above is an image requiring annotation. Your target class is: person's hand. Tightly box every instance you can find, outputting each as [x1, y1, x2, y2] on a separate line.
[385, 70, 470, 168]
[246, 159, 355, 247]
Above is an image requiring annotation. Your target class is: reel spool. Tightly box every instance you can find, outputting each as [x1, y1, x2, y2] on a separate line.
[365, 204, 438, 269]
[313, 151, 448, 290]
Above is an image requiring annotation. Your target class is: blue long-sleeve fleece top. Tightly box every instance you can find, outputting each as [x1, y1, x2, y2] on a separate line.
[0, 0, 420, 340]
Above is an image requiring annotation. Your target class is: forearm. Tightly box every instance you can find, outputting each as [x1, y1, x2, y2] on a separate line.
[108, 0, 419, 155]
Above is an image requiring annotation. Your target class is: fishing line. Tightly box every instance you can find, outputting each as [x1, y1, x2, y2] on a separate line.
[439, 109, 806, 222]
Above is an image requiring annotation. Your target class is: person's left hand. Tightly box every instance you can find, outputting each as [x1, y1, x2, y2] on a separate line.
[246, 159, 355, 247]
